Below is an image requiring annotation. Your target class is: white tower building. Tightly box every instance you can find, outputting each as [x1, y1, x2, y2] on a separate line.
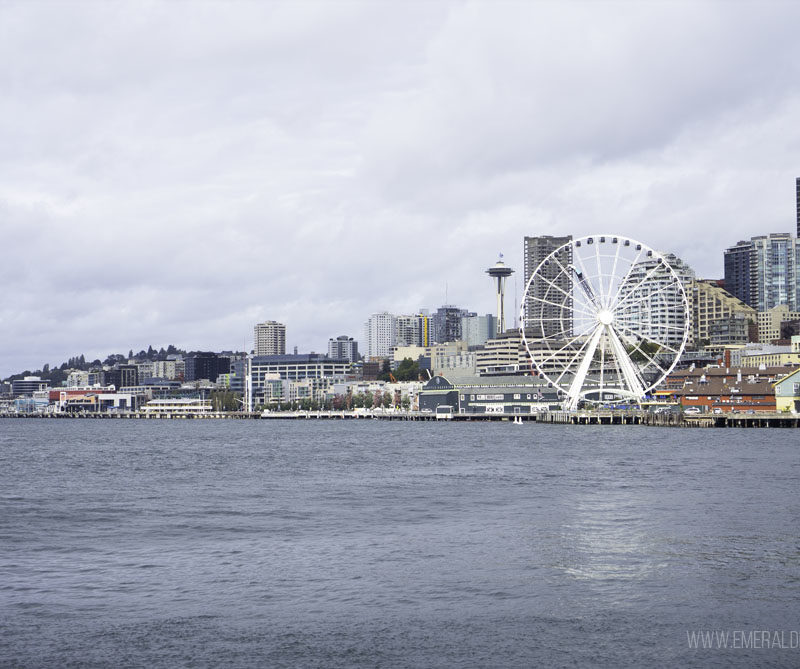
[254, 321, 286, 356]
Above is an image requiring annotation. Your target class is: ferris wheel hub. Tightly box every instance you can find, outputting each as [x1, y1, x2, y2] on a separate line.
[597, 309, 614, 325]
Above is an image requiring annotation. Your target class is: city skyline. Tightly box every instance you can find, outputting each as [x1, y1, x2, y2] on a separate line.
[3, 2, 800, 378]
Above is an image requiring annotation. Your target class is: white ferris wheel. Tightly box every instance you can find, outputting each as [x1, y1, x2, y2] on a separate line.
[520, 234, 690, 411]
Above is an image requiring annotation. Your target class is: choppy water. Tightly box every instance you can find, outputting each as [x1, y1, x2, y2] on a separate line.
[1, 418, 799, 668]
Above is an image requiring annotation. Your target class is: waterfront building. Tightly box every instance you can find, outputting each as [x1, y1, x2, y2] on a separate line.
[141, 398, 213, 416]
[184, 353, 229, 383]
[460, 314, 496, 348]
[774, 366, 800, 413]
[250, 354, 350, 383]
[254, 321, 286, 356]
[741, 348, 800, 367]
[523, 235, 572, 339]
[418, 374, 560, 415]
[363, 312, 397, 358]
[757, 304, 800, 344]
[11, 376, 50, 396]
[328, 335, 359, 363]
[691, 279, 756, 346]
[654, 364, 797, 413]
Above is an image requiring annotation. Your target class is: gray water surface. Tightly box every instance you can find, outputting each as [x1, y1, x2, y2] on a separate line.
[1, 419, 799, 667]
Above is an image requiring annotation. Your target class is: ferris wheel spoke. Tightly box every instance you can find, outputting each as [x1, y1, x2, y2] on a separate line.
[553, 329, 601, 386]
[591, 245, 608, 307]
[611, 258, 670, 311]
[548, 253, 601, 311]
[606, 246, 644, 307]
[533, 331, 593, 368]
[573, 249, 603, 307]
[565, 327, 604, 410]
[606, 242, 622, 306]
[614, 318, 687, 333]
[609, 325, 670, 379]
[604, 326, 647, 398]
[614, 277, 683, 313]
[528, 291, 597, 321]
[613, 322, 682, 355]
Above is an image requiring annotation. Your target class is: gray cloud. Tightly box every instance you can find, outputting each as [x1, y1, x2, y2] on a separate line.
[2, 1, 800, 376]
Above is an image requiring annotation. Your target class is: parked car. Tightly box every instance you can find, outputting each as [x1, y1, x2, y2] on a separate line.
[684, 406, 702, 414]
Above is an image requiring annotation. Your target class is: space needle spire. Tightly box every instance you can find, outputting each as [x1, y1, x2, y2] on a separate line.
[486, 254, 514, 336]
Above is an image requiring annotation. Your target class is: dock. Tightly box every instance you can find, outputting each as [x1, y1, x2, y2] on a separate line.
[2, 409, 800, 427]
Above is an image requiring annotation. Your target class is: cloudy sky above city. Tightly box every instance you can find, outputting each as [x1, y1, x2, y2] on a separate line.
[2, 0, 800, 376]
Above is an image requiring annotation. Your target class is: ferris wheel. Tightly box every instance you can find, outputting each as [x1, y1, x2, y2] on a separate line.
[520, 234, 690, 410]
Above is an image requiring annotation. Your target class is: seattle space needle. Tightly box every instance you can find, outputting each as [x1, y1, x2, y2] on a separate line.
[486, 255, 514, 336]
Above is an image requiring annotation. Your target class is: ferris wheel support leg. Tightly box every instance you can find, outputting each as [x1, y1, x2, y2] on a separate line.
[565, 326, 603, 411]
[606, 326, 646, 403]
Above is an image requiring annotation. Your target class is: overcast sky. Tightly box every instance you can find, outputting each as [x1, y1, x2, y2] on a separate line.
[2, 0, 800, 377]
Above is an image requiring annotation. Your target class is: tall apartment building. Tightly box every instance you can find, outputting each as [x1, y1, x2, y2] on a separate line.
[328, 335, 359, 363]
[460, 314, 496, 347]
[523, 235, 573, 339]
[432, 306, 475, 344]
[396, 313, 433, 347]
[254, 321, 286, 356]
[751, 233, 798, 312]
[617, 252, 694, 349]
[363, 312, 397, 358]
[723, 240, 754, 307]
[724, 233, 800, 312]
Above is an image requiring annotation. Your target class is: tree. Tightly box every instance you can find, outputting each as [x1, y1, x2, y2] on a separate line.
[382, 392, 391, 409]
[401, 396, 411, 411]
[394, 357, 420, 381]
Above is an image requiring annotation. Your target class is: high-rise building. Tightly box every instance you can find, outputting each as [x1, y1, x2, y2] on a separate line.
[432, 306, 475, 343]
[617, 252, 695, 349]
[723, 240, 754, 307]
[395, 313, 434, 347]
[460, 314, 496, 347]
[796, 176, 799, 237]
[363, 312, 397, 358]
[328, 335, 359, 363]
[523, 235, 573, 339]
[751, 233, 798, 312]
[725, 231, 800, 313]
[254, 321, 286, 356]
[185, 352, 229, 383]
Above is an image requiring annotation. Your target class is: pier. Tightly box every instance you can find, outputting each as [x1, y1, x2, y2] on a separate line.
[2, 409, 800, 427]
